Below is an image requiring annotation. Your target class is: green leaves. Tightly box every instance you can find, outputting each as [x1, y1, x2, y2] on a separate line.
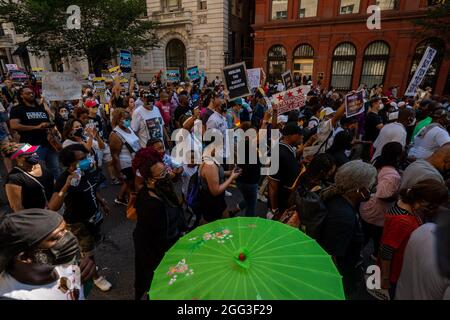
[0, 0, 159, 71]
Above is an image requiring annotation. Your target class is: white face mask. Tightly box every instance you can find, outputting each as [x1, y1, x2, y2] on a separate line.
[379, 104, 384, 110]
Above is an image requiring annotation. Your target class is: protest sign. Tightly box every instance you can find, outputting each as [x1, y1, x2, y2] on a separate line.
[166, 68, 181, 82]
[108, 66, 122, 80]
[93, 77, 106, 103]
[200, 70, 206, 89]
[10, 70, 28, 82]
[345, 90, 365, 118]
[31, 68, 45, 82]
[247, 68, 261, 89]
[187, 66, 200, 81]
[405, 46, 437, 97]
[119, 50, 132, 73]
[271, 86, 306, 115]
[299, 85, 311, 96]
[5, 64, 18, 71]
[282, 70, 294, 90]
[223, 62, 251, 100]
[42, 72, 81, 101]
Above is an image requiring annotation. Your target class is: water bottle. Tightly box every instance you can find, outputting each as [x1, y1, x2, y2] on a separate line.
[70, 169, 82, 187]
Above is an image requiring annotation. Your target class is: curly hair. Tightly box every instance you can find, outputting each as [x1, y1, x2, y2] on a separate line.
[131, 147, 163, 180]
[399, 179, 447, 206]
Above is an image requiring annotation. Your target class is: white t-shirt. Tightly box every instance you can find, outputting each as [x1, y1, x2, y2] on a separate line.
[372, 122, 407, 161]
[181, 165, 198, 197]
[206, 111, 229, 158]
[308, 116, 320, 130]
[113, 126, 141, 169]
[131, 106, 165, 148]
[396, 224, 450, 300]
[408, 125, 450, 159]
[0, 265, 84, 300]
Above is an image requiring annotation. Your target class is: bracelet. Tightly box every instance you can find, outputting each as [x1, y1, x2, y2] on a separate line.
[58, 191, 66, 198]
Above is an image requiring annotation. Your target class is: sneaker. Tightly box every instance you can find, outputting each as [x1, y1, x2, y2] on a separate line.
[257, 194, 268, 203]
[114, 198, 128, 206]
[94, 276, 112, 292]
[225, 191, 232, 197]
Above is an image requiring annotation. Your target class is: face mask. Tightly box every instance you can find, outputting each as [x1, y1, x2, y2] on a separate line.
[415, 109, 425, 121]
[24, 154, 39, 165]
[31, 231, 80, 266]
[408, 118, 417, 127]
[379, 104, 384, 110]
[77, 158, 94, 171]
[73, 127, 83, 137]
[220, 103, 227, 113]
[122, 119, 131, 128]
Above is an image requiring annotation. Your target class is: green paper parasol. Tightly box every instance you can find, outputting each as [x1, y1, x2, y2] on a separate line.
[149, 217, 345, 300]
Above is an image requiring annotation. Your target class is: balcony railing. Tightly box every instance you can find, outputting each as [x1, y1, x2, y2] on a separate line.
[151, 9, 193, 26]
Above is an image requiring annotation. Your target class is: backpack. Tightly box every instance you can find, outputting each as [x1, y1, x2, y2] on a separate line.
[290, 186, 329, 239]
[186, 168, 202, 211]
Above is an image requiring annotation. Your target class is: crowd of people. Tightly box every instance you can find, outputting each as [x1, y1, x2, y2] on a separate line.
[0, 69, 449, 300]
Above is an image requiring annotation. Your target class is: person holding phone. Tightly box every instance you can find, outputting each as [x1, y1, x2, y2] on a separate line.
[9, 87, 60, 178]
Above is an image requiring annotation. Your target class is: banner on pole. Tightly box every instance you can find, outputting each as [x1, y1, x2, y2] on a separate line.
[42, 72, 82, 101]
[271, 86, 307, 115]
[405, 46, 437, 97]
[223, 62, 251, 100]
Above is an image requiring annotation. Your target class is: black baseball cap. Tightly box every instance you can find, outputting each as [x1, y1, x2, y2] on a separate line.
[0, 209, 63, 272]
[281, 122, 303, 136]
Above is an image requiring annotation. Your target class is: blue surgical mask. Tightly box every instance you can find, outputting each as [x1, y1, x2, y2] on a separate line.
[123, 119, 131, 128]
[77, 158, 93, 171]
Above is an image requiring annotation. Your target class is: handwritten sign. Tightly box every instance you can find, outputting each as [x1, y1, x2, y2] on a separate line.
[108, 66, 122, 80]
[42, 72, 82, 101]
[271, 86, 307, 115]
[247, 68, 261, 89]
[345, 90, 365, 118]
[223, 62, 251, 100]
[405, 46, 437, 97]
[6, 64, 18, 71]
[187, 66, 200, 81]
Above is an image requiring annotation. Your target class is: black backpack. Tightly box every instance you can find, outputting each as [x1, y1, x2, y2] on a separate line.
[290, 186, 329, 239]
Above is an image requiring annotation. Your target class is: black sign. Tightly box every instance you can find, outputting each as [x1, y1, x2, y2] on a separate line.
[223, 62, 251, 100]
[282, 71, 293, 90]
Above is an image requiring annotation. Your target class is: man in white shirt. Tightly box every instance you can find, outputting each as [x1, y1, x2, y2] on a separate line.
[131, 93, 167, 148]
[0, 209, 95, 300]
[409, 105, 450, 160]
[371, 109, 414, 162]
[276, 81, 285, 93]
[396, 219, 450, 300]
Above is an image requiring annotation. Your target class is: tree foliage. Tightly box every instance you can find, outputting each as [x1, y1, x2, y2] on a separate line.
[413, 1, 450, 49]
[0, 0, 159, 73]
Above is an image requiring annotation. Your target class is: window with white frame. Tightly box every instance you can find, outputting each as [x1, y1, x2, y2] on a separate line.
[376, 0, 398, 10]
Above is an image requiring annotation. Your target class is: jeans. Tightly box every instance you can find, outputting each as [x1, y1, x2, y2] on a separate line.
[36, 146, 60, 179]
[237, 182, 258, 217]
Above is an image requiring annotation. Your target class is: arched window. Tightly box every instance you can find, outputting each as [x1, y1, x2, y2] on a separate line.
[360, 41, 390, 88]
[408, 38, 445, 90]
[166, 39, 186, 80]
[330, 42, 356, 91]
[267, 45, 287, 82]
[293, 44, 314, 85]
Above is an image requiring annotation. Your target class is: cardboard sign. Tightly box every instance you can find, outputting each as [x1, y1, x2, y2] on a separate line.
[42, 72, 82, 101]
[223, 62, 251, 100]
[187, 66, 200, 81]
[405, 46, 437, 97]
[281, 70, 294, 90]
[10, 70, 28, 80]
[108, 66, 122, 80]
[166, 68, 180, 82]
[271, 86, 307, 115]
[247, 68, 261, 89]
[6, 64, 18, 71]
[345, 90, 365, 118]
[119, 50, 132, 73]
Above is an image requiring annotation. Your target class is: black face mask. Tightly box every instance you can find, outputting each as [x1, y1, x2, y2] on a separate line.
[220, 103, 228, 113]
[30, 231, 80, 266]
[24, 154, 39, 165]
[415, 109, 426, 121]
[73, 128, 83, 137]
[154, 176, 179, 206]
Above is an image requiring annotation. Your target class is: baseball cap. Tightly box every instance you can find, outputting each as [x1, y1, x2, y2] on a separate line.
[397, 101, 406, 108]
[277, 115, 288, 124]
[281, 122, 303, 136]
[322, 107, 336, 117]
[84, 100, 98, 108]
[233, 98, 243, 105]
[388, 111, 399, 121]
[1, 143, 40, 160]
[0, 209, 63, 272]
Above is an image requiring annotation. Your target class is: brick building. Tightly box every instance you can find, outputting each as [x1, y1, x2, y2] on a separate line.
[253, 0, 450, 96]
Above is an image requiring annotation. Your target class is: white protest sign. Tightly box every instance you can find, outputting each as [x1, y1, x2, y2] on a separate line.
[5, 64, 18, 71]
[271, 86, 307, 115]
[299, 85, 311, 96]
[247, 68, 261, 89]
[42, 72, 82, 101]
[405, 46, 437, 97]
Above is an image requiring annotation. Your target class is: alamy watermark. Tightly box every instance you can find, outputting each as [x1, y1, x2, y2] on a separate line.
[170, 127, 281, 176]
[367, 5, 381, 30]
[66, 5, 81, 30]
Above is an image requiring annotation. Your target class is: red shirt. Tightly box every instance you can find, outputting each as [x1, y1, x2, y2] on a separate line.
[155, 101, 171, 125]
[380, 205, 422, 283]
